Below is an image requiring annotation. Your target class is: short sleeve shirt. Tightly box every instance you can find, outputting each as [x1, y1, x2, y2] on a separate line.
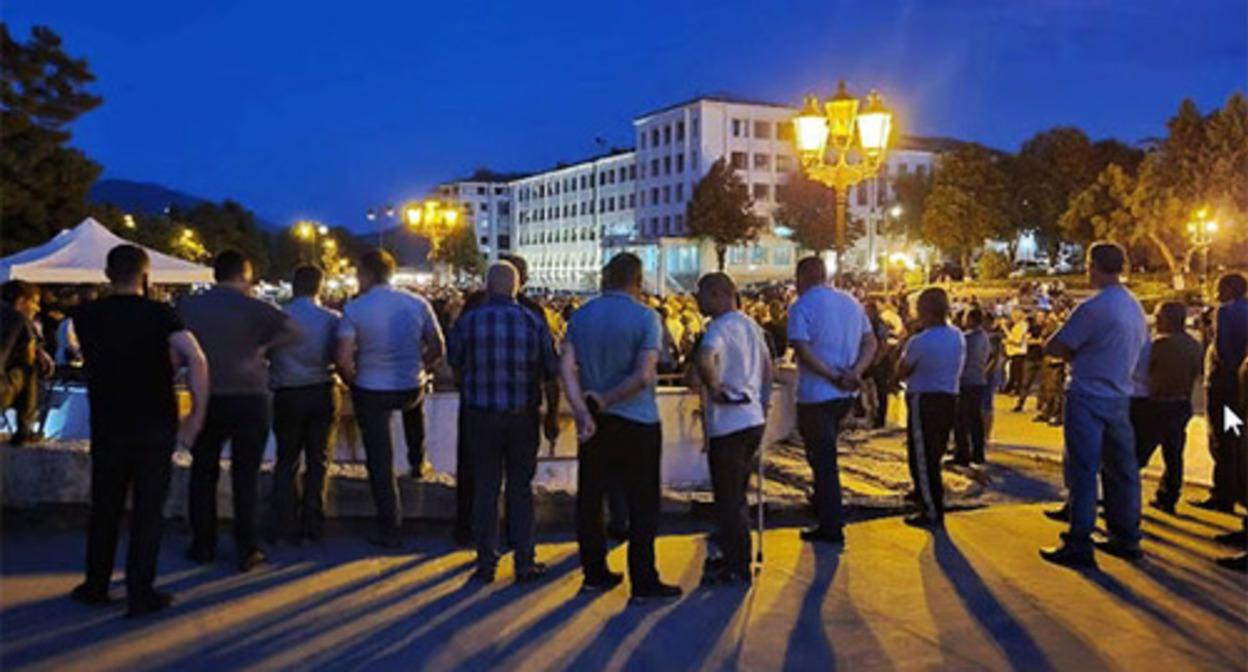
[76, 295, 184, 438]
[269, 298, 340, 389]
[901, 324, 966, 395]
[700, 310, 769, 438]
[339, 285, 443, 392]
[1052, 285, 1148, 398]
[179, 286, 290, 395]
[960, 328, 990, 387]
[565, 292, 661, 424]
[787, 286, 872, 403]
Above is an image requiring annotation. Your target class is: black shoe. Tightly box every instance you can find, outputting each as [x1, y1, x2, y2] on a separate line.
[185, 546, 216, 564]
[516, 562, 548, 584]
[125, 590, 173, 618]
[903, 513, 944, 530]
[1190, 497, 1234, 513]
[1011, 403, 1024, 413]
[366, 532, 403, 549]
[1094, 538, 1143, 562]
[239, 549, 267, 573]
[70, 583, 112, 606]
[1043, 505, 1070, 522]
[471, 567, 495, 584]
[581, 570, 624, 593]
[1215, 553, 1248, 572]
[800, 527, 845, 545]
[1213, 530, 1248, 547]
[1039, 544, 1097, 569]
[630, 581, 683, 604]
[1032, 414, 1048, 423]
[1148, 498, 1176, 515]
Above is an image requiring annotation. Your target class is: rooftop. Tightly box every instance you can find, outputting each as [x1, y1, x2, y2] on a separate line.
[633, 92, 796, 121]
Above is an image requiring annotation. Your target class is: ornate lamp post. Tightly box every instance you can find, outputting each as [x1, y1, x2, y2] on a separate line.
[1187, 206, 1218, 300]
[293, 220, 330, 264]
[792, 80, 894, 279]
[406, 199, 464, 284]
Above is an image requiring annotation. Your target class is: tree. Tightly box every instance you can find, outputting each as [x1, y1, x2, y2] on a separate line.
[171, 201, 272, 275]
[685, 158, 765, 270]
[775, 171, 863, 254]
[1, 24, 104, 253]
[432, 223, 485, 280]
[920, 144, 1012, 272]
[880, 170, 931, 241]
[1059, 163, 1138, 248]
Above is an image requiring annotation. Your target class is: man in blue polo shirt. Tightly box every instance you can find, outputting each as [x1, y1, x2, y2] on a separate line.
[561, 252, 681, 603]
[1040, 242, 1148, 569]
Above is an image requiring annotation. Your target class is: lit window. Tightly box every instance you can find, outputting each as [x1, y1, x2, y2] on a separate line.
[730, 152, 747, 169]
[754, 153, 771, 170]
[754, 121, 772, 139]
[776, 155, 794, 172]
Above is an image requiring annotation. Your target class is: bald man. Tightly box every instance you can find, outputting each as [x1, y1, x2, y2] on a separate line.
[447, 262, 560, 584]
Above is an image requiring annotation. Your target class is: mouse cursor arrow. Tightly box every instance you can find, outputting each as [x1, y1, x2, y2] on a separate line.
[1226, 407, 1245, 437]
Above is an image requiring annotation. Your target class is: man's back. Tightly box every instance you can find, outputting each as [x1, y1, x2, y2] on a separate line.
[269, 298, 340, 389]
[961, 328, 990, 386]
[450, 297, 555, 412]
[566, 292, 660, 424]
[76, 295, 183, 437]
[701, 310, 769, 438]
[340, 285, 438, 392]
[1210, 297, 1248, 380]
[180, 286, 288, 396]
[1053, 285, 1147, 398]
[787, 285, 870, 403]
[1149, 332, 1203, 400]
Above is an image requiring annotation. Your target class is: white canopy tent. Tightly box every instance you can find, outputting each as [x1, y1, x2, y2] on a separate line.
[0, 217, 213, 284]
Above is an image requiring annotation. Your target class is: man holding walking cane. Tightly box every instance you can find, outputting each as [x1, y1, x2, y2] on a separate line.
[693, 272, 773, 585]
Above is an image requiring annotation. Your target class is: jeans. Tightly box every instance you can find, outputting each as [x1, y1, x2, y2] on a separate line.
[576, 414, 662, 587]
[351, 388, 424, 537]
[1135, 398, 1192, 508]
[189, 394, 272, 556]
[1062, 391, 1140, 551]
[271, 383, 338, 542]
[85, 427, 175, 603]
[907, 393, 956, 521]
[954, 384, 987, 464]
[454, 397, 475, 541]
[1015, 358, 1043, 409]
[708, 425, 763, 575]
[464, 407, 540, 573]
[796, 399, 854, 532]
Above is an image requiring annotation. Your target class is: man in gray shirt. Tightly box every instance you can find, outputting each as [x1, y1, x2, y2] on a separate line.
[180, 251, 298, 572]
[336, 249, 445, 547]
[1040, 242, 1148, 569]
[268, 265, 340, 546]
[953, 308, 990, 466]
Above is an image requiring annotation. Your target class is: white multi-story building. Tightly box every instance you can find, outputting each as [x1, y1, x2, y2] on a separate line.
[436, 171, 520, 262]
[437, 95, 947, 292]
[512, 149, 636, 291]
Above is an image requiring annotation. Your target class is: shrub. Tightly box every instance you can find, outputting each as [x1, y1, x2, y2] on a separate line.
[976, 249, 1013, 281]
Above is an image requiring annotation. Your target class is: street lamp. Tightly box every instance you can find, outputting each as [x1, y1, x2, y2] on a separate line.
[793, 80, 894, 279]
[406, 199, 465, 283]
[1187, 206, 1218, 300]
[366, 204, 398, 248]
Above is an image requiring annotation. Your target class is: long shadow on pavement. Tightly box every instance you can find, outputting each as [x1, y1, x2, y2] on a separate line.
[780, 543, 842, 671]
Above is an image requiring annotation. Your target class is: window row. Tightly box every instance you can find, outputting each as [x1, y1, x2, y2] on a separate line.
[644, 214, 686, 238]
[517, 225, 604, 246]
[515, 166, 637, 201]
[731, 119, 795, 142]
[517, 194, 637, 223]
[729, 152, 796, 172]
[726, 244, 795, 267]
[639, 118, 698, 149]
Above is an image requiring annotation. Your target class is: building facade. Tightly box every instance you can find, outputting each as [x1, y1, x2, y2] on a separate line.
[440, 95, 943, 292]
[436, 172, 518, 262]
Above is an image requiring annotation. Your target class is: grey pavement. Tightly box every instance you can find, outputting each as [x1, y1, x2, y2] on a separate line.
[3, 501, 1245, 671]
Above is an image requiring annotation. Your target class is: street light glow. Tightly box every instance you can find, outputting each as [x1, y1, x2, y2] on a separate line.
[889, 204, 904, 218]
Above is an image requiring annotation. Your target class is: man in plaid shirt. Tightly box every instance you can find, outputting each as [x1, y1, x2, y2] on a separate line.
[448, 261, 560, 584]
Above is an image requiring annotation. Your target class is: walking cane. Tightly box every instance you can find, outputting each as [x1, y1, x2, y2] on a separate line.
[755, 436, 765, 574]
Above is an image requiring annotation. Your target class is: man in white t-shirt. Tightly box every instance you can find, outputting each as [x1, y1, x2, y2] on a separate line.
[787, 257, 877, 544]
[694, 272, 773, 585]
[897, 288, 966, 528]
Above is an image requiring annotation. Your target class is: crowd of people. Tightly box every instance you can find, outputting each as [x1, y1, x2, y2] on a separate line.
[1, 241, 1245, 619]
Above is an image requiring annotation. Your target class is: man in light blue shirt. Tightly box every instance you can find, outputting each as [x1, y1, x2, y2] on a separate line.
[953, 308, 990, 466]
[1040, 242, 1148, 569]
[336, 250, 445, 547]
[561, 252, 681, 603]
[269, 266, 341, 546]
[787, 257, 877, 544]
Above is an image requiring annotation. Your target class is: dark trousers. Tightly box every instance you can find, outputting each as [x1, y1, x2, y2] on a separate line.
[576, 414, 662, 586]
[907, 393, 957, 521]
[464, 407, 540, 572]
[1005, 355, 1025, 394]
[189, 394, 271, 556]
[1, 365, 39, 435]
[85, 429, 174, 602]
[271, 383, 338, 542]
[954, 384, 987, 464]
[352, 388, 424, 537]
[1135, 398, 1192, 508]
[1015, 359, 1043, 409]
[1208, 380, 1244, 508]
[868, 365, 890, 428]
[797, 399, 854, 532]
[708, 425, 763, 575]
[454, 399, 475, 541]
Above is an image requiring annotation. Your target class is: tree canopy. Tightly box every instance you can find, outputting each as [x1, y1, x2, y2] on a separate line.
[775, 171, 862, 254]
[685, 158, 765, 270]
[920, 144, 1012, 271]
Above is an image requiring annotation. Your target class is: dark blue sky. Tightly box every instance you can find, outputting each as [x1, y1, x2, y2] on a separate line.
[9, 0, 1246, 231]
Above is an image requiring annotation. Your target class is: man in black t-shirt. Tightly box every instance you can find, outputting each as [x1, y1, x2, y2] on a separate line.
[71, 245, 209, 617]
